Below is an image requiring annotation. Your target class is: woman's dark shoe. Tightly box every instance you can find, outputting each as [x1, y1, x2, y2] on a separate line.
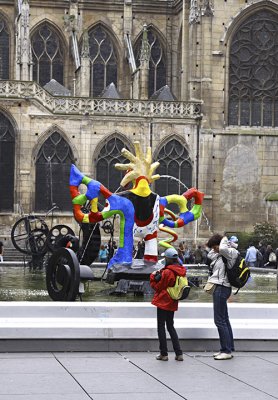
[175, 355, 184, 361]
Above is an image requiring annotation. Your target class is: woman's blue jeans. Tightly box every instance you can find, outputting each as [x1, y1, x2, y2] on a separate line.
[213, 285, 234, 354]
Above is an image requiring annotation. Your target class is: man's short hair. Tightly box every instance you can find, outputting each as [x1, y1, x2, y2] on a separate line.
[207, 234, 223, 248]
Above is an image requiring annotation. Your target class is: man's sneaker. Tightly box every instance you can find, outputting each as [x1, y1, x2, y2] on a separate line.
[214, 353, 233, 360]
[156, 354, 168, 361]
[175, 355, 184, 361]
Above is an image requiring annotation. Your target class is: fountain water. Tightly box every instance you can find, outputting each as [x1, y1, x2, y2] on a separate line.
[1, 264, 277, 303]
[159, 175, 213, 235]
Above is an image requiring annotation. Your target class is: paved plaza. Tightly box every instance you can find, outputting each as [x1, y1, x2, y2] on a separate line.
[0, 351, 277, 400]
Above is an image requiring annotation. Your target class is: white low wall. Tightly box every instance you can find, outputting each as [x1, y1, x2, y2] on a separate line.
[0, 302, 277, 341]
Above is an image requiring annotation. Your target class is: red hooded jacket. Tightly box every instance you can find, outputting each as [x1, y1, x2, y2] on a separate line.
[150, 264, 186, 311]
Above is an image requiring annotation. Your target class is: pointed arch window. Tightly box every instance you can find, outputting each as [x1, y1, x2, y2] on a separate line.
[96, 137, 131, 193]
[229, 10, 278, 127]
[35, 132, 74, 212]
[0, 17, 9, 79]
[135, 29, 166, 97]
[0, 112, 15, 211]
[88, 26, 118, 97]
[154, 139, 192, 199]
[31, 23, 64, 87]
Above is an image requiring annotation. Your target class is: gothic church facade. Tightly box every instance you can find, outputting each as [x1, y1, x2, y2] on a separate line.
[0, 0, 277, 244]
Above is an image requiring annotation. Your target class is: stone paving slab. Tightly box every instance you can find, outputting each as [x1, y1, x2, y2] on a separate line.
[0, 352, 277, 400]
[124, 352, 277, 400]
[193, 353, 278, 399]
[74, 371, 173, 394]
[0, 357, 66, 374]
[57, 357, 140, 373]
[91, 394, 182, 400]
[0, 352, 54, 359]
[0, 373, 84, 396]
[0, 396, 90, 400]
[54, 351, 121, 359]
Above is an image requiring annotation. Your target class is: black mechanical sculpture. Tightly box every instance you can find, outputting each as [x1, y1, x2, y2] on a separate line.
[11, 215, 50, 269]
[11, 211, 101, 301]
[46, 247, 95, 301]
[46, 222, 101, 301]
[11, 215, 49, 256]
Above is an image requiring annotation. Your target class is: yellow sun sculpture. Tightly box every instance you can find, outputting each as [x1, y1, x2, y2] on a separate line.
[115, 142, 160, 188]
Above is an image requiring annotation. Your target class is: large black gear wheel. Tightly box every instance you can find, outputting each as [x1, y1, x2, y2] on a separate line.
[11, 216, 49, 255]
[46, 248, 80, 301]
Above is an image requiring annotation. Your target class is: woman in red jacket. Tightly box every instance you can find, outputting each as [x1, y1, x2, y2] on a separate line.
[150, 247, 186, 361]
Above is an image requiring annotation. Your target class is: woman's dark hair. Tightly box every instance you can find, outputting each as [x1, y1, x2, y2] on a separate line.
[207, 234, 223, 248]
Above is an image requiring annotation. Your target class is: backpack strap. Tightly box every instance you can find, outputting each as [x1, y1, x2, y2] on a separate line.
[220, 255, 228, 284]
[222, 252, 239, 268]
[222, 255, 228, 266]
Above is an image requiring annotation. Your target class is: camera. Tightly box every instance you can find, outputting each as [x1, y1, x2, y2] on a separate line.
[154, 272, 162, 282]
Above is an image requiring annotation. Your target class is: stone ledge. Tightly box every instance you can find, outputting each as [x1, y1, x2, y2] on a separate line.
[0, 317, 277, 340]
[0, 302, 278, 341]
[1, 302, 278, 351]
[1, 301, 278, 318]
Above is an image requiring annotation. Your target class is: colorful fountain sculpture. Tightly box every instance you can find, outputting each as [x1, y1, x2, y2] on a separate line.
[46, 141, 204, 300]
[70, 141, 204, 270]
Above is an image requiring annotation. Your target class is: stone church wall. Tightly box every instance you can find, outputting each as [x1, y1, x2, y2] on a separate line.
[0, 0, 277, 248]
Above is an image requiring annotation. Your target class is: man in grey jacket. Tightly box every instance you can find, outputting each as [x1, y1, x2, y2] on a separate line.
[207, 234, 238, 360]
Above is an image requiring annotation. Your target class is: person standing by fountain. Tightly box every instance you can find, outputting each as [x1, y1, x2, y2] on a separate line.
[98, 244, 108, 263]
[206, 234, 237, 360]
[245, 243, 258, 268]
[150, 248, 185, 362]
[193, 244, 204, 263]
[275, 247, 278, 269]
[0, 241, 3, 262]
[135, 240, 145, 259]
[183, 245, 193, 264]
[258, 241, 266, 258]
[178, 242, 185, 262]
[264, 245, 277, 268]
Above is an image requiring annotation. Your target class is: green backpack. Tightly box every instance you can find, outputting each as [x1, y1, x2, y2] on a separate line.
[167, 275, 191, 300]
